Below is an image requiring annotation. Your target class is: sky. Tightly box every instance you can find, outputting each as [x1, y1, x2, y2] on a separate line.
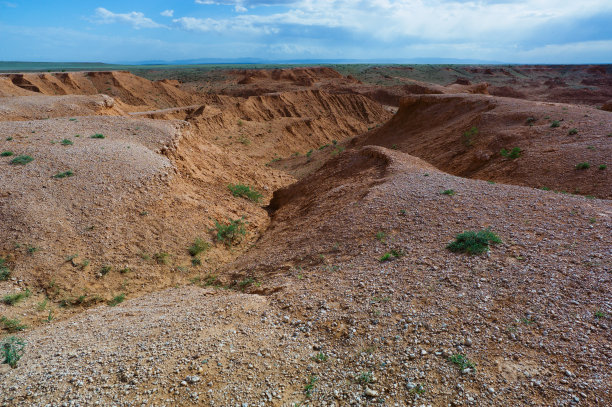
[0, 0, 611, 64]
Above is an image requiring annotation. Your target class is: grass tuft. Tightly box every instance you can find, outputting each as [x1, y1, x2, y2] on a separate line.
[2, 289, 31, 305]
[228, 184, 262, 203]
[189, 238, 210, 257]
[1, 151, 14, 157]
[90, 133, 105, 139]
[447, 228, 501, 255]
[9, 155, 33, 165]
[53, 170, 74, 179]
[500, 147, 522, 159]
[60, 138, 73, 146]
[575, 162, 590, 170]
[107, 293, 125, 307]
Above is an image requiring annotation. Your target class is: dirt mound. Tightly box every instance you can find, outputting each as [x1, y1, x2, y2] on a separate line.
[0, 95, 125, 121]
[353, 94, 611, 198]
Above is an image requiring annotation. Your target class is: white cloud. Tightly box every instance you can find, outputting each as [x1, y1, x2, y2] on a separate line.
[173, 16, 279, 34]
[186, 0, 612, 44]
[93, 7, 165, 29]
[160, 9, 174, 17]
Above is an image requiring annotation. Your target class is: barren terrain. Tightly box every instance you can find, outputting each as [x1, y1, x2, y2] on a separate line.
[0, 65, 610, 406]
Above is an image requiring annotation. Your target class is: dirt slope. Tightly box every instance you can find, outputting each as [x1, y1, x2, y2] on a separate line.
[353, 94, 611, 198]
[2, 146, 609, 406]
[0, 94, 125, 121]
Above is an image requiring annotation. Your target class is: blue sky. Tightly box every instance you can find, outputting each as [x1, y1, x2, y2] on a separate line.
[1, 0, 611, 63]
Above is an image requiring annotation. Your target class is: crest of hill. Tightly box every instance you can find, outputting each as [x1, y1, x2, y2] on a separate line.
[352, 93, 611, 198]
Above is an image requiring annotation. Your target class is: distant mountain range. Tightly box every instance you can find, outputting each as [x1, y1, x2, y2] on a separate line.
[129, 57, 508, 65]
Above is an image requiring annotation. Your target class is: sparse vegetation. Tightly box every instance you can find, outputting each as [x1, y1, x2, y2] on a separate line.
[594, 310, 608, 319]
[212, 217, 246, 247]
[228, 184, 262, 203]
[525, 117, 536, 126]
[0, 317, 27, 332]
[238, 277, 255, 291]
[1, 151, 14, 157]
[379, 248, 404, 262]
[1, 336, 26, 368]
[90, 133, 105, 139]
[0, 257, 10, 281]
[2, 289, 31, 305]
[462, 126, 478, 146]
[447, 228, 501, 255]
[304, 375, 318, 397]
[9, 155, 33, 165]
[306, 149, 313, 157]
[189, 237, 210, 257]
[53, 169, 74, 179]
[312, 352, 328, 362]
[154, 252, 170, 265]
[568, 128, 578, 135]
[100, 265, 112, 276]
[356, 371, 373, 384]
[191, 257, 201, 266]
[449, 354, 476, 370]
[550, 120, 560, 128]
[575, 162, 590, 170]
[375, 231, 386, 242]
[599, 164, 607, 170]
[500, 147, 522, 159]
[60, 138, 73, 145]
[441, 189, 455, 195]
[107, 293, 125, 307]
[238, 135, 250, 145]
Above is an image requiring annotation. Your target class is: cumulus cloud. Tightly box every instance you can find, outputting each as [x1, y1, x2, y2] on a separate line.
[94, 7, 165, 29]
[188, 0, 612, 44]
[160, 9, 174, 17]
[173, 15, 279, 34]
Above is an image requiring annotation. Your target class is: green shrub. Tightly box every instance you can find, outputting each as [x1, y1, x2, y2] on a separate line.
[550, 120, 560, 128]
[100, 265, 112, 276]
[53, 170, 74, 179]
[212, 217, 246, 247]
[107, 293, 125, 307]
[568, 128, 578, 135]
[228, 184, 262, 203]
[10, 155, 33, 165]
[599, 164, 607, 170]
[2, 289, 31, 305]
[0, 317, 26, 332]
[90, 134, 105, 139]
[306, 149, 313, 157]
[525, 117, 536, 126]
[375, 231, 386, 242]
[1, 336, 25, 368]
[441, 189, 455, 195]
[60, 138, 73, 146]
[575, 162, 590, 170]
[1, 151, 13, 157]
[500, 147, 522, 159]
[462, 126, 478, 146]
[447, 228, 501, 255]
[449, 354, 475, 370]
[189, 237, 210, 257]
